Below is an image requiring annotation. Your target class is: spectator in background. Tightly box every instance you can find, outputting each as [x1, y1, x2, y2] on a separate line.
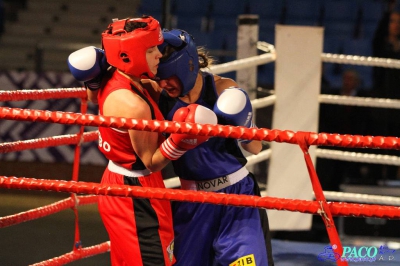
[318, 69, 371, 191]
[372, 0, 400, 98]
[370, 0, 400, 182]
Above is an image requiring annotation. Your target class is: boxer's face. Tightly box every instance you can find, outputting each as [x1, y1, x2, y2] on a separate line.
[146, 46, 163, 76]
[157, 76, 183, 98]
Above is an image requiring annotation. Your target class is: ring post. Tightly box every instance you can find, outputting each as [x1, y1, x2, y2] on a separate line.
[236, 14, 259, 173]
[236, 14, 259, 99]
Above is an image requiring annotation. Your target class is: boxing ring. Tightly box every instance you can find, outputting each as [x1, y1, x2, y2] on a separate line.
[2, 22, 400, 265]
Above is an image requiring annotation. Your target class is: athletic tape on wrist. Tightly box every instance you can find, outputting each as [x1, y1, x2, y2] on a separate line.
[160, 138, 186, 160]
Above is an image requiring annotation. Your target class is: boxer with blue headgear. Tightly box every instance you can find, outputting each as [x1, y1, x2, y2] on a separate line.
[156, 29, 275, 266]
[157, 29, 199, 96]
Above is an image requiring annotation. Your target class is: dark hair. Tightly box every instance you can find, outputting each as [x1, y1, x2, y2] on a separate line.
[125, 21, 147, 32]
[197, 47, 214, 68]
[104, 15, 150, 35]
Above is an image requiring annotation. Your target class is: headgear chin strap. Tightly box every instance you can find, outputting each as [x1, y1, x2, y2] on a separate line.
[102, 16, 163, 78]
[157, 29, 199, 96]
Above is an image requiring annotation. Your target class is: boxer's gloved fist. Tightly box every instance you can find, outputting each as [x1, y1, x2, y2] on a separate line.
[160, 104, 217, 160]
[68, 46, 109, 91]
[213, 87, 256, 143]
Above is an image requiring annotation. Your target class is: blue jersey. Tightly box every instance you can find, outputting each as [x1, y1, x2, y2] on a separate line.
[158, 72, 247, 181]
[159, 71, 274, 265]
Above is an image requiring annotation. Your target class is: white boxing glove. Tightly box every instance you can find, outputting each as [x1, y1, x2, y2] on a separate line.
[213, 87, 256, 143]
[67, 46, 109, 91]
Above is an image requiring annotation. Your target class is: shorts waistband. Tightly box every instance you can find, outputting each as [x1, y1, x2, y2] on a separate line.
[108, 160, 151, 177]
[180, 166, 249, 192]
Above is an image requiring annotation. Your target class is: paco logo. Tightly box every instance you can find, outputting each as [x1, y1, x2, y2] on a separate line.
[229, 254, 256, 266]
[318, 244, 396, 263]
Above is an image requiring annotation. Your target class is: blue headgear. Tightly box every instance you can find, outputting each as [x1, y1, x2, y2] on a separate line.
[157, 29, 199, 96]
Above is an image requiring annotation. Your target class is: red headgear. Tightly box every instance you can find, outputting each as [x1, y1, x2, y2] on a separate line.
[101, 16, 163, 78]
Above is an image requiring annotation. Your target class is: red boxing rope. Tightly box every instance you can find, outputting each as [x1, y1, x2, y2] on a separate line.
[0, 131, 98, 153]
[0, 88, 86, 101]
[0, 195, 97, 228]
[31, 241, 110, 266]
[1, 106, 399, 150]
[1, 176, 400, 220]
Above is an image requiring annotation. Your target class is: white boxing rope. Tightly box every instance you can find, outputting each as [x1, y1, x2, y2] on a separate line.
[323, 191, 400, 206]
[245, 148, 271, 166]
[322, 53, 400, 69]
[208, 42, 400, 80]
[319, 94, 400, 109]
[251, 95, 276, 109]
[208, 53, 276, 75]
[316, 148, 400, 166]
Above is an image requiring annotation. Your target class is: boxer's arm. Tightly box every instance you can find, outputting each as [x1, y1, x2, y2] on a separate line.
[141, 79, 162, 102]
[104, 89, 170, 172]
[87, 89, 99, 104]
[240, 139, 262, 155]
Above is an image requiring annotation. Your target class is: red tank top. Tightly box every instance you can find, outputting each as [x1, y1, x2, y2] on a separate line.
[97, 70, 165, 170]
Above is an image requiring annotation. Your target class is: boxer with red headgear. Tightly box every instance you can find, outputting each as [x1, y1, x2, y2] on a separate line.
[101, 16, 163, 78]
[67, 16, 217, 266]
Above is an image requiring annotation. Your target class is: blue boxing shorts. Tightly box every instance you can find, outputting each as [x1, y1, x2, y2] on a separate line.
[172, 173, 269, 266]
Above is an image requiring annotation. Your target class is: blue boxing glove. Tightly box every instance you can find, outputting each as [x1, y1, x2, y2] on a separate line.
[213, 87, 256, 143]
[67, 46, 109, 91]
